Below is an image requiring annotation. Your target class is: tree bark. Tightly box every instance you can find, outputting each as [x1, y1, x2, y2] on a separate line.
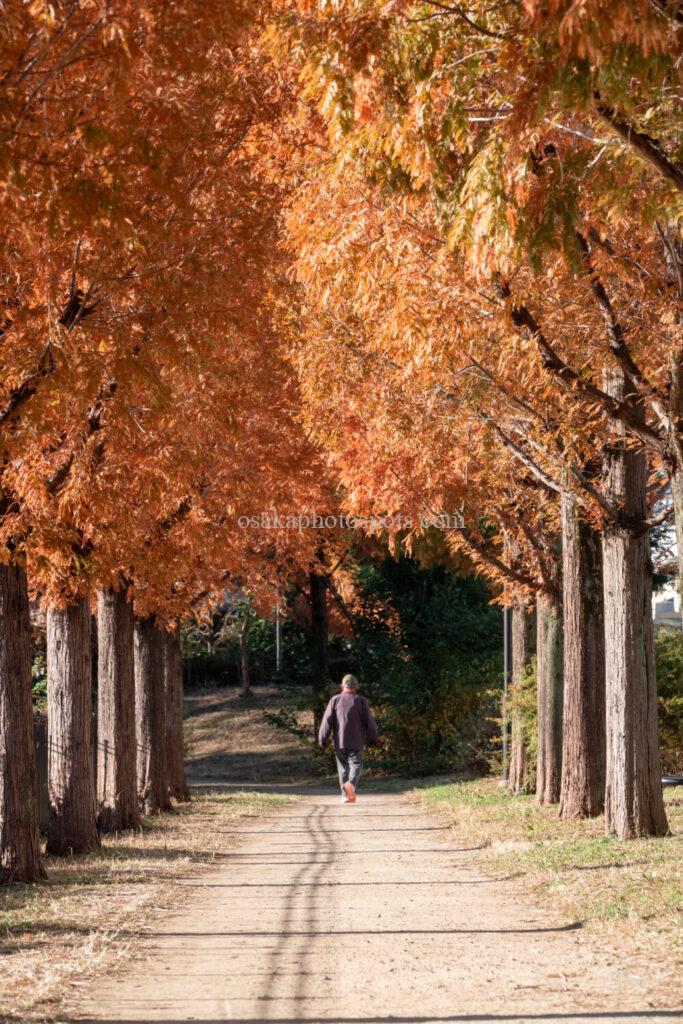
[134, 617, 171, 815]
[559, 492, 606, 819]
[671, 464, 683, 608]
[47, 597, 100, 855]
[602, 369, 668, 838]
[96, 588, 139, 832]
[164, 626, 188, 802]
[310, 569, 329, 730]
[0, 563, 45, 882]
[507, 599, 532, 794]
[536, 592, 563, 805]
[594, 100, 683, 195]
[238, 610, 251, 697]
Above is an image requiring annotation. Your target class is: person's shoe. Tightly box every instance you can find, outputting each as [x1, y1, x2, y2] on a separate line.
[341, 794, 350, 803]
[343, 781, 356, 803]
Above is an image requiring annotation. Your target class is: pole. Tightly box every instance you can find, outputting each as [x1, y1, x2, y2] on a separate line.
[275, 603, 282, 673]
[502, 605, 510, 783]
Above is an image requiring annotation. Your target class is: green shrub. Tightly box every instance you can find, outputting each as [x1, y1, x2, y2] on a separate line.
[339, 557, 503, 775]
[506, 656, 538, 791]
[182, 613, 311, 690]
[31, 652, 47, 711]
[656, 628, 683, 774]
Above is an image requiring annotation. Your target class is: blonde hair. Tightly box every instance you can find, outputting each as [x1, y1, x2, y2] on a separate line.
[341, 673, 359, 689]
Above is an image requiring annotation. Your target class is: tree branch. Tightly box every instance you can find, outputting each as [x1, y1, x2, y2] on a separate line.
[45, 378, 117, 496]
[495, 277, 664, 450]
[481, 414, 562, 494]
[459, 529, 539, 589]
[594, 96, 683, 193]
[412, 0, 509, 39]
[569, 460, 619, 521]
[647, 504, 675, 528]
[0, 343, 55, 425]
[576, 231, 670, 433]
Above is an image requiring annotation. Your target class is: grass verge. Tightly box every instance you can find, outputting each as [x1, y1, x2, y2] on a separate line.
[0, 789, 291, 1023]
[413, 778, 683, 956]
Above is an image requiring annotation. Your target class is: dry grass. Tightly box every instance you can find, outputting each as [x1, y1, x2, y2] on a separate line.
[184, 684, 320, 782]
[0, 789, 291, 1023]
[414, 778, 683, 960]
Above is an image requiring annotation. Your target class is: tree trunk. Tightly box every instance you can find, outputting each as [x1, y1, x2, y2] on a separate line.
[164, 626, 188, 802]
[0, 563, 45, 882]
[310, 570, 329, 730]
[134, 617, 171, 815]
[602, 368, 668, 838]
[507, 599, 532, 794]
[96, 588, 139, 832]
[536, 592, 563, 805]
[238, 610, 251, 697]
[671, 464, 683, 609]
[47, 597, 100, 855]
[559, 492, 606, 819]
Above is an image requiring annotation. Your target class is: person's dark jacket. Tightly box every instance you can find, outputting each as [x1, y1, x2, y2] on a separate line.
[318, 690, 378, 750]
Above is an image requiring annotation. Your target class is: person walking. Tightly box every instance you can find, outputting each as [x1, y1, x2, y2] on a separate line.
[318, 674, 378, 803]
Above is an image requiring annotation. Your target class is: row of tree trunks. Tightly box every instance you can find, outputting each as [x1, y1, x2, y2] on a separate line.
[510, 413, 667, 839]
[0, 581, 187, 876]
[535, 593, 564, 805]
[507, 599, 532, 794]
[0, 563, 45, 882]
[46, 598, 100, 855]
[560, 493, 606, 820]
[97, 589, 139, 832]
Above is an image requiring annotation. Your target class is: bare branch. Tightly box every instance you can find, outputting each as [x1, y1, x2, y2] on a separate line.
[410, 0, 509, 39]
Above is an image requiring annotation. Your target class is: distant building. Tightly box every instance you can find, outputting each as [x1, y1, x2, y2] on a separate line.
[653, 564, 681, 631]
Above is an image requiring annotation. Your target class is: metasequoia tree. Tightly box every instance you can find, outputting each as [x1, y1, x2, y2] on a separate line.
[96, 587, 139, 831]
[559, 491, 606, 818]
[270, 2, 676, 836]
[0, 0, 314, 857]
[280, 186, 572, 800]
[133, 616, 170, 815]
[508, 599, 534, 795]
[0, 559, 45, 881]
[46, 598, 100, 855]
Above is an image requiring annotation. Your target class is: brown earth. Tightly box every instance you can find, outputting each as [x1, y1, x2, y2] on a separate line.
[183, 686, 321, 783]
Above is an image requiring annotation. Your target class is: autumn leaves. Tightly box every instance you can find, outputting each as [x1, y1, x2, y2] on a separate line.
[0, 2, 327, 882]
[270, 1, 681, 836]
[0, 1, 681, 884]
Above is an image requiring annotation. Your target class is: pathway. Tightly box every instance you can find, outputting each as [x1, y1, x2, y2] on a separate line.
[71, 786, 681, 1024]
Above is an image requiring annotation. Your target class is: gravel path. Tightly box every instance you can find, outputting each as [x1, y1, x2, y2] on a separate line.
[71, 786, 681, 1024]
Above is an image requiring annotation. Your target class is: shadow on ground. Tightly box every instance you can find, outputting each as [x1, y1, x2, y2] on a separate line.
[62, 1012, 683, 1023]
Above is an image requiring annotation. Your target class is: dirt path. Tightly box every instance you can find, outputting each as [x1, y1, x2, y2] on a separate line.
[69, 785, 680, 1024]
